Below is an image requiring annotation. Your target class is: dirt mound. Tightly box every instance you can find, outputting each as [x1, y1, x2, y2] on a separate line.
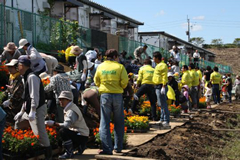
[125, 102, 240, 159]
[207, 48, 240, 74]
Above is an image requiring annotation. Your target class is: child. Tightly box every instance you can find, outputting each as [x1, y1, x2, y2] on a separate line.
[180, 85, 189, 113]
[205, 82, 212, 109]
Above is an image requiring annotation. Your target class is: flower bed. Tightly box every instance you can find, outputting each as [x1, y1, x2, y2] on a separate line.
[139, 101, 151, 115]
[93, 123, 128, 148]
[125, 115, 149, 132]
[2, 126, 59, 157]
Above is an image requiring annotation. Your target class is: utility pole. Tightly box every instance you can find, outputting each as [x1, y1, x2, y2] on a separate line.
[3, 0, 6, 45]
[186, 15, 190, 42]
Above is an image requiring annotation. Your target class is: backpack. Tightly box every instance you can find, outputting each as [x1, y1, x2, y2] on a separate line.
[179, 93, 187, 104]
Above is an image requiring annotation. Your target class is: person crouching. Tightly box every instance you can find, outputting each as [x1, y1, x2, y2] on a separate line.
[45, 91, 89, 159]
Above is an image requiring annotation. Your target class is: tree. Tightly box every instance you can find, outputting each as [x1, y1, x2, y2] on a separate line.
[211, 39, 223, 45]
[189, 37, 205, 47]
[233, 38, 240, 47]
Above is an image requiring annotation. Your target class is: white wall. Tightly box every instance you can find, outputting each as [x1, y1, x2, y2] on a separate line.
[5, 0, 48, 13]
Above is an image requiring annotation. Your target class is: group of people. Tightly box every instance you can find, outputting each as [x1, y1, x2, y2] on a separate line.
[0, 41, 240, 160]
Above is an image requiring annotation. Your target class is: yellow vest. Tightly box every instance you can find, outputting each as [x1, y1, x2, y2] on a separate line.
[65, 46, 75, 62]
[181, 70, 192, 88]
[137, 65, 154, 85]
[190, 69, 199, 86]
[94, 60, 128, 94]
[210, 71, 222, 85]
[197, 70, 202, 80]
[152, 62, 168, 85]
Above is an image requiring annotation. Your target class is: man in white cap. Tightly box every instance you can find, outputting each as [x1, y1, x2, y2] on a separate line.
[45, 91, 89, 159]
[1, 59, 24, 124]
[14, 55, 52, 159]
[0, 42, 21, 64]
[18, 39, 46, 75]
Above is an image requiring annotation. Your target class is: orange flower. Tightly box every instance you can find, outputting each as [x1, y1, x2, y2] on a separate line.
[2, 140, 5, 143]
[37, 135, 40, 139]
[31, 142, 35, 146]
[1, 86, 4, 89]
[94, 132, 97, 136]
[96, 128, 99, 132]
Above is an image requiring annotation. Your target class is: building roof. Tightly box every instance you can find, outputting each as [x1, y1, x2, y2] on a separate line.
[139, 31, 215, 56]
[77, 0, 144, 25]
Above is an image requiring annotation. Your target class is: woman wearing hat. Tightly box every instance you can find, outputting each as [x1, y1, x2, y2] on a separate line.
[0, 42, 21, 64]
[1, 59, 24, 124]
[67, 46, 88, 91]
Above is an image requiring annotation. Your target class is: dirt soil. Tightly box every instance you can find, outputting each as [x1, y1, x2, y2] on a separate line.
[124, 101, 240, 159]
[207, 48, 240, 75]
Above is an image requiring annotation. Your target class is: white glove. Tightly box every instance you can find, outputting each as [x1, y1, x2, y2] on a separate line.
[14, 111, 24, 121]
[2, 100, 11, 108]
[161, 87, 166, 95]
[45, 120, 55, 126]
[28, 110, 36, 121]
[81, 73, 87, 81]
[134, 94, 139, 100]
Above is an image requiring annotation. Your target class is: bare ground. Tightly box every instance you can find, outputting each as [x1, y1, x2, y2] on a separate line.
[207, 48, 240, 75]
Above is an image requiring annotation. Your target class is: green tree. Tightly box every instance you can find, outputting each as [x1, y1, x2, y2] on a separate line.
[211, 39, 223, 45]
[189, 37, 205, 47]
[233, 38, 240, 47]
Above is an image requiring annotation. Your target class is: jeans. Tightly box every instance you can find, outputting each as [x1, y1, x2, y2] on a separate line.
[0, 116, 6, 160]
[228, 89, 232, 103]
[100, 94, 124, 153]
[212, 84, 220, 104]
[131, 84, 157, 118]
[156, 85, 169, 123]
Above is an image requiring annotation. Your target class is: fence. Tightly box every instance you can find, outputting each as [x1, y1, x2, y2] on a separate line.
[0, 3, 232, 73]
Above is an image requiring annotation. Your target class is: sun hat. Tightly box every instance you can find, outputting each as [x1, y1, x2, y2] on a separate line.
[167, 72, 174, 77]
[70, 46, 83, 55]
[4, 42, 17, 52]
[5, 59, 18, 67]
[18, 39, 29, 49]
[182, 85, 189, 90]
[58, 91, 73, 101]
[18, 55, 31, 67]
[39, 72, 50, 80]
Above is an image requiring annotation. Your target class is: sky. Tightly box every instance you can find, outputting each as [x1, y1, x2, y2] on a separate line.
[92, 0, 240, 44]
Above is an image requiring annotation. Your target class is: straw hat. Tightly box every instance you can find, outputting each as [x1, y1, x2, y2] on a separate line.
[70, 46, 83, 55]
[4, 42, 17, 52]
